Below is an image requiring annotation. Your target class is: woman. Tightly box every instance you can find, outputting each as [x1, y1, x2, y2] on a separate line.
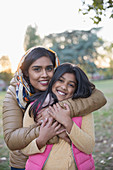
[22, 63, 96, 170]
[2, 46, 106, 170]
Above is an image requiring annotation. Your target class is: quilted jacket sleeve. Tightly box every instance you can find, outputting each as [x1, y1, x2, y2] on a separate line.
[59, 88, 107, 118]
[2, 83, 40, 151]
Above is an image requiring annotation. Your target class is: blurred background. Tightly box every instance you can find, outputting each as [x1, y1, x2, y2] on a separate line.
[0, 0, 113, 169]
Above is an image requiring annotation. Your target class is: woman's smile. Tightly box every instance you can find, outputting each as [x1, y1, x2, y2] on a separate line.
[28, 56, 54, 92]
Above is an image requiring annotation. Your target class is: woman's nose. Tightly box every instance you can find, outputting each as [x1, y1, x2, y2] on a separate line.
[41, 69, 48, 77]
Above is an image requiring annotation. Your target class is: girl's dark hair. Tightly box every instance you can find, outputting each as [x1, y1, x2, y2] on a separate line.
[29, 63, 95, 121]
[20, 47, 56, 93]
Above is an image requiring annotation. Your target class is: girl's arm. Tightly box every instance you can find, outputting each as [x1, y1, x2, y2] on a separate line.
[59, 88, 107, 117]
[67, 113, 95, 154]
[21, 107, 64, 156]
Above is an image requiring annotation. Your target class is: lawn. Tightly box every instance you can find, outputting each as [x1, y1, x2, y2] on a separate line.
[0, 79, 113, 170]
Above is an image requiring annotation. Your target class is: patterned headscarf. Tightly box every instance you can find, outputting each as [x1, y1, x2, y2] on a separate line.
[16, 46, 60, 110]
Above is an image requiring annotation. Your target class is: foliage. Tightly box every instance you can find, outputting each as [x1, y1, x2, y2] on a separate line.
[0, 56, 12, 73]
[0, 72, 13, 85]
[43, 27, 103, 74]
[24, 24, 42, 51]
[79, 0, 113, 24]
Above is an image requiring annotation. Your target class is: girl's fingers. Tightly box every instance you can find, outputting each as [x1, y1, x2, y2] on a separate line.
[54, 123, 61, 131]
[64, 103, 70, 111]
[53, 104, 59, 112]
[52, 121, 59, 128]
[48, 110, 55, 118]
[47, 117, 53, 126]
[56, 103, 61, 110]
[56, 129, 66, 135]
[49, 106, 55, 113]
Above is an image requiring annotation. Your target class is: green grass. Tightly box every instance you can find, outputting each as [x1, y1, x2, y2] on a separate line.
[0, 79, 113, 169]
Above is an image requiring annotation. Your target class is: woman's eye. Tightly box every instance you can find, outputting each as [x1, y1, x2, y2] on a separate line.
[46, 66, 53, 72]
[33, 67, 41, 72]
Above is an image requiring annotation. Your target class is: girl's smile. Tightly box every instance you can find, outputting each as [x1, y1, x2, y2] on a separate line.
[52, 73, 77, 101]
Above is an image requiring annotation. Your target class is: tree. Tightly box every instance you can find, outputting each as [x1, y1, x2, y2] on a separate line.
[0, 72, 13, 85]
[24, 24, 42, 51]
[0, 55, 12, 73]
[79, 0, 113, 24]
[0, 55, 13, 85]
[43, 27, 103, 74]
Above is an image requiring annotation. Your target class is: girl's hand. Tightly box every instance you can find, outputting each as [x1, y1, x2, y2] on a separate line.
[48, 103, 73, 133]
[58, 125, 71, 144]
[36, 117, 65, 149]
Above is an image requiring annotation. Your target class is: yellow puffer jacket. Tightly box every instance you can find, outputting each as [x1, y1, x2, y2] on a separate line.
[2, 76, 40, 169]
[2, 76, 107, 169]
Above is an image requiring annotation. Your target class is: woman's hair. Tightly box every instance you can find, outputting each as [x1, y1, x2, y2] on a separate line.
[29, 63, 95, 120]
[21, 47, 56, 79]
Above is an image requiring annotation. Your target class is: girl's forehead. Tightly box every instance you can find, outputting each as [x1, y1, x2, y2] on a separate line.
[60, 73, 76, 82]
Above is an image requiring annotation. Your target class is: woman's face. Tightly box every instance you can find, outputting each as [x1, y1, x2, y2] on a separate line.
[52, 73, 77, 101]
[28, 56, 54, 92]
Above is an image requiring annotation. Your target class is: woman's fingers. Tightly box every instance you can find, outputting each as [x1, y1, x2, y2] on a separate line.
[41, 118, 48, 127]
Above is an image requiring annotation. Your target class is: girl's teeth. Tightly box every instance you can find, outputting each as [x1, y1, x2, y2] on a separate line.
[57, 91, 65, 96]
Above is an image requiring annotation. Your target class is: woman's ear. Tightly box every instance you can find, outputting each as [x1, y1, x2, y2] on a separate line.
[24, 71, 28, 77]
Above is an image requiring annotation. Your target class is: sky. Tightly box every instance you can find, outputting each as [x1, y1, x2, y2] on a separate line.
[0, 0, 113, 72]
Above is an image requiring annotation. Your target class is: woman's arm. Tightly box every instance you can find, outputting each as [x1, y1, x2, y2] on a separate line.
[22, 116, 65, 156]
[2, 86, 40, 151]
[59, 88, 107, 117]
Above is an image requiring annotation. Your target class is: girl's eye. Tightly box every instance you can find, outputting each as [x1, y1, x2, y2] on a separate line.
[58, 79, 64, 82]
[68, 84, 75, 88]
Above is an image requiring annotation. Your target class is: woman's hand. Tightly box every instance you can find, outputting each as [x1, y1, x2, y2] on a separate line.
[35, 107, 51, 124]
[36, 117, 65, 149]
[48, 103, 73, 133]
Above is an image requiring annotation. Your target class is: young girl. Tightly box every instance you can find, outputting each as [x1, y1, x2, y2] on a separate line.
[22, 63, 96, 170]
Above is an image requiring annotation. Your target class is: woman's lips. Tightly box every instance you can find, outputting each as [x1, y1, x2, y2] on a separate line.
[39, 80, 49, 86]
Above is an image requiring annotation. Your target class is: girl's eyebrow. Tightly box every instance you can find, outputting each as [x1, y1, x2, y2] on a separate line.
[61, 75, 77, 85]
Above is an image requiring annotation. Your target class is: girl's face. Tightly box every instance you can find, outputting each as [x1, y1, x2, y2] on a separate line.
[52, 73, 77, 101]
[28, 56, 54, 92]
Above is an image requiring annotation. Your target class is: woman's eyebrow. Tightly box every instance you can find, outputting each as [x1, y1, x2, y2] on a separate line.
[32, 65, 53, 68]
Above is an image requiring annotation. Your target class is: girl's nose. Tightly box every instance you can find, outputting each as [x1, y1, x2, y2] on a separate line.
[61, 84, 67, 90]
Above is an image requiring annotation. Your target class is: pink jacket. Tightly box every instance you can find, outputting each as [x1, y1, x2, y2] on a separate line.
[25, 117, 95, 170]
